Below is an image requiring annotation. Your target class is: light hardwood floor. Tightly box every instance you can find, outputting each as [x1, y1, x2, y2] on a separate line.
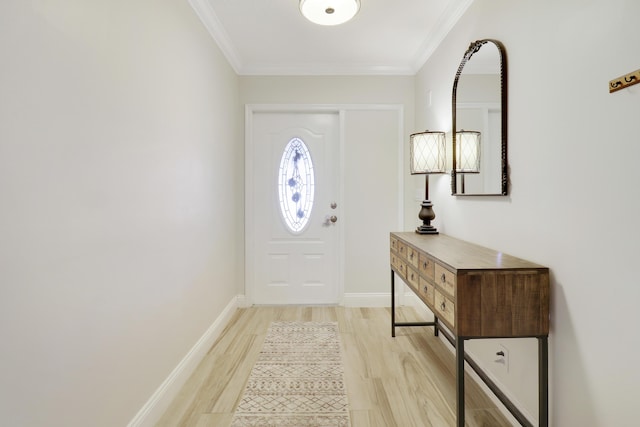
[156, 306, 513, 427]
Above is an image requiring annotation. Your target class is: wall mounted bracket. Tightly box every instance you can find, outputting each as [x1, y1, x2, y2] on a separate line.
[609, 68, 640, 93]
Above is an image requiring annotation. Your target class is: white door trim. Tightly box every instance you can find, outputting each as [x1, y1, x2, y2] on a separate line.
[244, 104, 405, 306]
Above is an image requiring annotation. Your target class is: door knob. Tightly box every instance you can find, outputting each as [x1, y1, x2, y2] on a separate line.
[323, 215, 339, 226]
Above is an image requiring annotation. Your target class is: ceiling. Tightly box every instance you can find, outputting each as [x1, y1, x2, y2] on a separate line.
[188, 0, 474, 76]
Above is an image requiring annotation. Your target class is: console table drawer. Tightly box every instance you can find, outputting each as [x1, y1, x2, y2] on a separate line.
[407, 266, 420, 289]
[390, 252, 401, 271]
[391, 254, 407, 279]
[407, 246, 420, 269]
[397, 241, 407, 259]
[396, 259, 407, 279]
[390, 235, 399, 252]
[435, 263, 456, 297]
[419, 253, 435, 281]
[435, 290, 455, 328]
[419, 277, 435, 305]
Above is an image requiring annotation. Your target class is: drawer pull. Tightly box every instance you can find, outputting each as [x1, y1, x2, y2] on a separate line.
[423, 285, 428, 293]
[423, 261, 428, 268]
[441, 302, 446, 311]
[441, 273, 446, 283]
[411, 273, 415, 280]
[410, 252, 414, 260]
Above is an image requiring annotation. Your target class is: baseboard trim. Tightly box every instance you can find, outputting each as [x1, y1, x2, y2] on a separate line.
[236, 293, 250, 308]
[127, 295, 240, 427]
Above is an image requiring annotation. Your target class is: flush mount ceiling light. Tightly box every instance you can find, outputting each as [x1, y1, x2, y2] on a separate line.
[299, 0, 361, 26]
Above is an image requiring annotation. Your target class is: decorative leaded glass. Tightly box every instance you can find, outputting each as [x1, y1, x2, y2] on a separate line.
[278, 138, 315, 233]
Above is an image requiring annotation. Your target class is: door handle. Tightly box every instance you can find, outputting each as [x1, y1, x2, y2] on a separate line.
[324, 215, 338, 226]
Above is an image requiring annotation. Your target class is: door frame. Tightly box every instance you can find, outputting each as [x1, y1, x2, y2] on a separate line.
[245, 105, 345, 306]
[244, 104, 405, 307]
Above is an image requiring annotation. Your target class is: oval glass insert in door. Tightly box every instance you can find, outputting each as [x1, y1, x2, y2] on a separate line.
[277, 137, 315, 234]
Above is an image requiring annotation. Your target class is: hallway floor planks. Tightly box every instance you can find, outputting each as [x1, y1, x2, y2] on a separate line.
[156, 306, 513, 427]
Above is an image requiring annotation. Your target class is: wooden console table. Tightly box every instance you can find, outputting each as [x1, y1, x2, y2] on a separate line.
[390, 232, 549, 427]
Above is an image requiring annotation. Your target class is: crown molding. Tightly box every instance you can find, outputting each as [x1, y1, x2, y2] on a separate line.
[410, 0, 475, 73]
[239, 62, 416, 76]
[189, 0, 473, 76]
[188, 0, 243, 74]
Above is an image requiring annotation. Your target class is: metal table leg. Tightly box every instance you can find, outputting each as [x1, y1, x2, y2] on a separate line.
[539, 336, 549, 427]
[456, 336, 465, 427]
[391, 269, 395, 337]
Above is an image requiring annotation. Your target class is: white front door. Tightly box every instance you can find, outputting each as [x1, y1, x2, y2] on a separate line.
[248, 110, 341, 305]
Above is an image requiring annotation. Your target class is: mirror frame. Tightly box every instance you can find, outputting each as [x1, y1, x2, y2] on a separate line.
[451, 39, 508, 196]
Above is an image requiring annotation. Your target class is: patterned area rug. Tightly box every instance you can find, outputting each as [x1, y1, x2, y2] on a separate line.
[230, 321, 351, 427]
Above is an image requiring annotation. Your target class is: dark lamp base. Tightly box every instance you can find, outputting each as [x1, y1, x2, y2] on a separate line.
[416, 198, 438, 234]
[416, 224, 439, 234]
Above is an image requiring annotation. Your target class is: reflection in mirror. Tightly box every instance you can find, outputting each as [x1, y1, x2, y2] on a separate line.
[456, 130, 481, 193]
[452, 39, 507, 195]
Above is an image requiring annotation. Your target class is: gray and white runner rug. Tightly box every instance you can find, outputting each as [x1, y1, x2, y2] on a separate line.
[230, 321, 351, 426]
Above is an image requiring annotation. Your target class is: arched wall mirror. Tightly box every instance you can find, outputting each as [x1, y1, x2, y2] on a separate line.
[452, 39, 508, 195]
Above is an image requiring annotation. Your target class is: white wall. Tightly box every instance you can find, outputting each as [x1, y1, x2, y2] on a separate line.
[416, 0, 640, 425]
[0, 1, 242, 426]
[342, 109, 402, 297]
[4, 0, 638, 425]
[240, 76, 414, 300]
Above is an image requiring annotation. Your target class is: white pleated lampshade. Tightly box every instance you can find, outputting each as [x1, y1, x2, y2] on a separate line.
[409, 131, 446, 174]
[455, 130, 481, 173]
